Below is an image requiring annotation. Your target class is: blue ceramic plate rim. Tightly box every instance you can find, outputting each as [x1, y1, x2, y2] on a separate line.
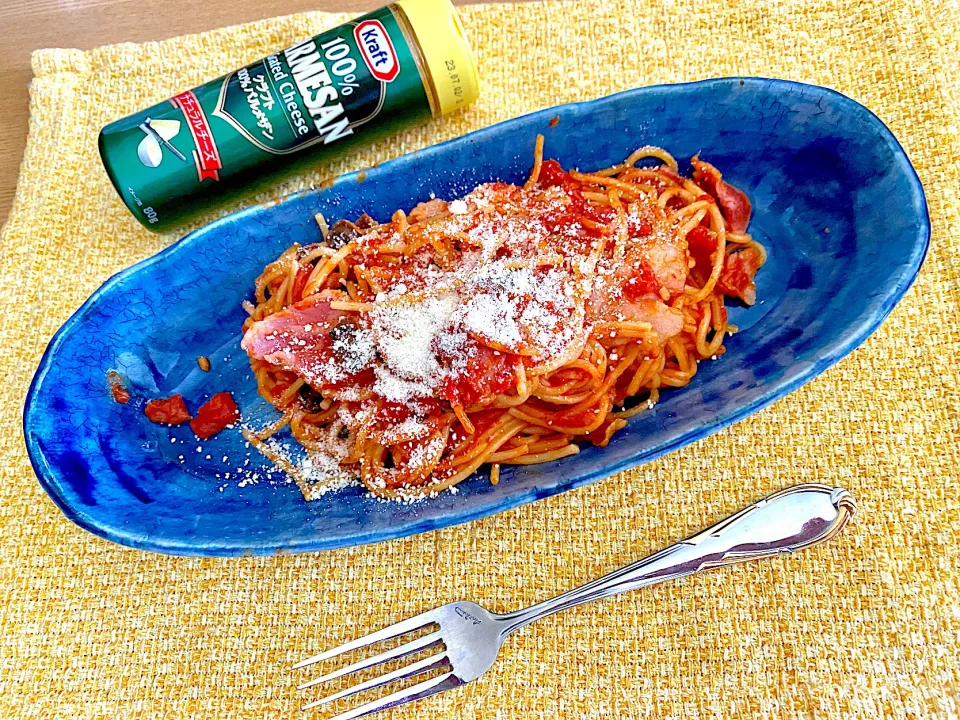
[24, 77, 930, 555]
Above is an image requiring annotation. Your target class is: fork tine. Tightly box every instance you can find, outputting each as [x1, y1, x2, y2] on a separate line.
[300, 651, 449, 710]
[296, 630, 443, 690]
[293, 611, 437, 670]
[317, 672, 461, 720]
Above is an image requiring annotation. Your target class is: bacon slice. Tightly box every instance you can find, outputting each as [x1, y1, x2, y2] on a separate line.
[590, 295, 683, 342]
[241, 298, 345, 384]
[717, 247, 763, 306]
[588, 238, 686, 341]
[622, 298, 683, 340]
[691, 156, 752, 232]
[408, 198, 449, 224]
[644, 242, 687, 294]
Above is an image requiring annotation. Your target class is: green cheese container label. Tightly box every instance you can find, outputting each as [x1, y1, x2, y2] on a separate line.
[98, 0, 479, 233]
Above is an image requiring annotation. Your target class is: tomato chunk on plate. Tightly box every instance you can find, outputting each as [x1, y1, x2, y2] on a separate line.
[144, 395, 192, 425]
[190, 392, 240, 439]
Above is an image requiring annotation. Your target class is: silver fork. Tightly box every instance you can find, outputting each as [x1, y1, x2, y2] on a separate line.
[294, 483, 855, 719]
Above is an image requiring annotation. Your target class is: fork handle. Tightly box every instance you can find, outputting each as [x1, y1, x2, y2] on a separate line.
[498, 484, 855, 635]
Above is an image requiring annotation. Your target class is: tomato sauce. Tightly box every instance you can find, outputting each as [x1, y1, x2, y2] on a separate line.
[622, 260, 661, 301]
[438, 343, 517, 407]
[107, 371, 130, 404]
[291, 265, 312, 303]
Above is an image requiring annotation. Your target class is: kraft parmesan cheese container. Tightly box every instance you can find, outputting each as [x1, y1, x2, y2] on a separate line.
[98, 0, 480, 232]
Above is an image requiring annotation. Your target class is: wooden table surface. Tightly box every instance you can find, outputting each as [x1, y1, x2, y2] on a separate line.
[0, 0, 486, 228]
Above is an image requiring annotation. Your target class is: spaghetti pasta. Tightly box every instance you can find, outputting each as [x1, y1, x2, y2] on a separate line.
[240, 138, 763, 499]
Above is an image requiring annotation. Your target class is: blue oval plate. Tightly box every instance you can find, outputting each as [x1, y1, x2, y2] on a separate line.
[24, 78, 928, 556]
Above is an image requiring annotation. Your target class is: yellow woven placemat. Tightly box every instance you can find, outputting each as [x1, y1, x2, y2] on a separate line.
[2, 1, 959, 717]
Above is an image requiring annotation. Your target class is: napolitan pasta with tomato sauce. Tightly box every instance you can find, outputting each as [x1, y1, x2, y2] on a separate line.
[240, 136, 764, 500]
